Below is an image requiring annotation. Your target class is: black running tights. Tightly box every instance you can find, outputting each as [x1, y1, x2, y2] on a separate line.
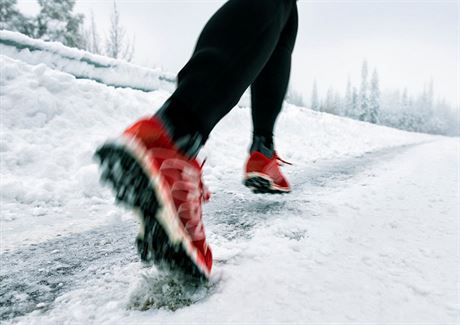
[160, 0, 298, 145]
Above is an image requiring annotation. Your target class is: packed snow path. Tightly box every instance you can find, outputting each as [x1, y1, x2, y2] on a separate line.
[2, 139, 458, 324]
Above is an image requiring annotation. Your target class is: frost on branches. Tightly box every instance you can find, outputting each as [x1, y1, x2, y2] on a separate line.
[36, 0, 84, 48]
[105, 1, 135, 61]
[0, 0, 83, 48]
[0, 0, 34, 36]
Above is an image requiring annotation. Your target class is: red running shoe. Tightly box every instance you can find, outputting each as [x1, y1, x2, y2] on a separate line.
[94, 117, 212, 279]
[244, 151, 292, 194]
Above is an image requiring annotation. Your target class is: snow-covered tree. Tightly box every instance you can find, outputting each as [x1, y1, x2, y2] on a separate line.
[89, 12, 101, 54]
[344, 78, 353, 117]
[311, 81, 319, 111]
[286, 87, 305, 107]
[36, 0, 84, 48]
[106, 1, 134, 61]
[323, 87, 337, 114]
[399, 88, 413, 130]
[0, 0, 20, 29]
[351, 86, 359, 119]
[358, 60, 369, 121]
[82, 11, 102, 54]
[0, 0, 34, 35]
[410, 81, 435, 133]
[334, 91, 343, 116]
[439, 99, 460, 136]
[308, 64, 456, 136]
[368, 69, 380, 123]
[380, 89, 401, 128]
[426, 79, 434, 111]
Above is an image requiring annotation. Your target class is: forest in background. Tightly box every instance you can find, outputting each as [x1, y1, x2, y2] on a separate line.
[286, 60, 459, 136]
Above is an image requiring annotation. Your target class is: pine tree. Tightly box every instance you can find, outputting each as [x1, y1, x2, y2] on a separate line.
[106, 1, 134, 61]
[427, 79, 434, 111]
[286, 87, 305, 107]
[358, 60, 369, 121]
[0, 0, 34, 35]
[89, 12, 101, 54]
[344, 78, 353, 117]
[82, 11, 102, 54]
[368, 69, 380, 123]
[351, 86, 359, 119]
[0, 0, 20, 30]
[324, 87, 336, 114]
[334, 91, 343, 116]
[400, 88, 411, 130]
[36, 0, 84, 48]
[311, 80, 319, 111]
[412, 80, 435, 133]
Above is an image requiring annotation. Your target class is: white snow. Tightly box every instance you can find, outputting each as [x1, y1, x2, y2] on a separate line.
[1, 41, 459, 324]
[0, 30, 175, 92]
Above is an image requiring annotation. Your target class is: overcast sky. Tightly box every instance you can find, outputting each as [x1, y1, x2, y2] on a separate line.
[17, 0, 459, 106]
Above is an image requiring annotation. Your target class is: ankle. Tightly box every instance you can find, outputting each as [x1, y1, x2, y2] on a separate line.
[155, 100, 205, 158]
[250, 134, 274, 158]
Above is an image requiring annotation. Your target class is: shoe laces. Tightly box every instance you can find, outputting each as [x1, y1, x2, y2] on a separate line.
[274, 152, 293, 166]
[160, 156, 210, 241]
[198, 158, 211, 202]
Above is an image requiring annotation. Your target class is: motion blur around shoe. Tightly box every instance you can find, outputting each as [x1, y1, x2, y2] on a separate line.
[244, 135, 292, 194]
[94, 116, 212, 280]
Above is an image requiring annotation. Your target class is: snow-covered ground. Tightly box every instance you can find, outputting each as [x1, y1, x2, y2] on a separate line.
[1, 46, 459, 324]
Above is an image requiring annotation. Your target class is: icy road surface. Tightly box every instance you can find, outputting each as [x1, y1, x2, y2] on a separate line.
[2, 139, 459, 324]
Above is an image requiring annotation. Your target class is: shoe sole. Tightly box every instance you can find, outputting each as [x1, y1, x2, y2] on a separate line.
[244, 173, 291, 194]
[94, 139, 209, 280]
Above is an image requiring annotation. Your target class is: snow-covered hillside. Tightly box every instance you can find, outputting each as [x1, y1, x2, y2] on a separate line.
[1, 43, 459, 324]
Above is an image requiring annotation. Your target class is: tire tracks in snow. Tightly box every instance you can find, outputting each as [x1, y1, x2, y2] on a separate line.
[0, 141, 427, 321]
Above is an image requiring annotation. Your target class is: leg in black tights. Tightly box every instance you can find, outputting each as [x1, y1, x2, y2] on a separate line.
[251, 4, 298, 152]
[158, 0, 298, 157]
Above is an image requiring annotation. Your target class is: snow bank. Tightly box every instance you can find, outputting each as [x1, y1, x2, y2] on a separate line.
[0, 54, 169, 249]
[0, 30, 175, 92]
